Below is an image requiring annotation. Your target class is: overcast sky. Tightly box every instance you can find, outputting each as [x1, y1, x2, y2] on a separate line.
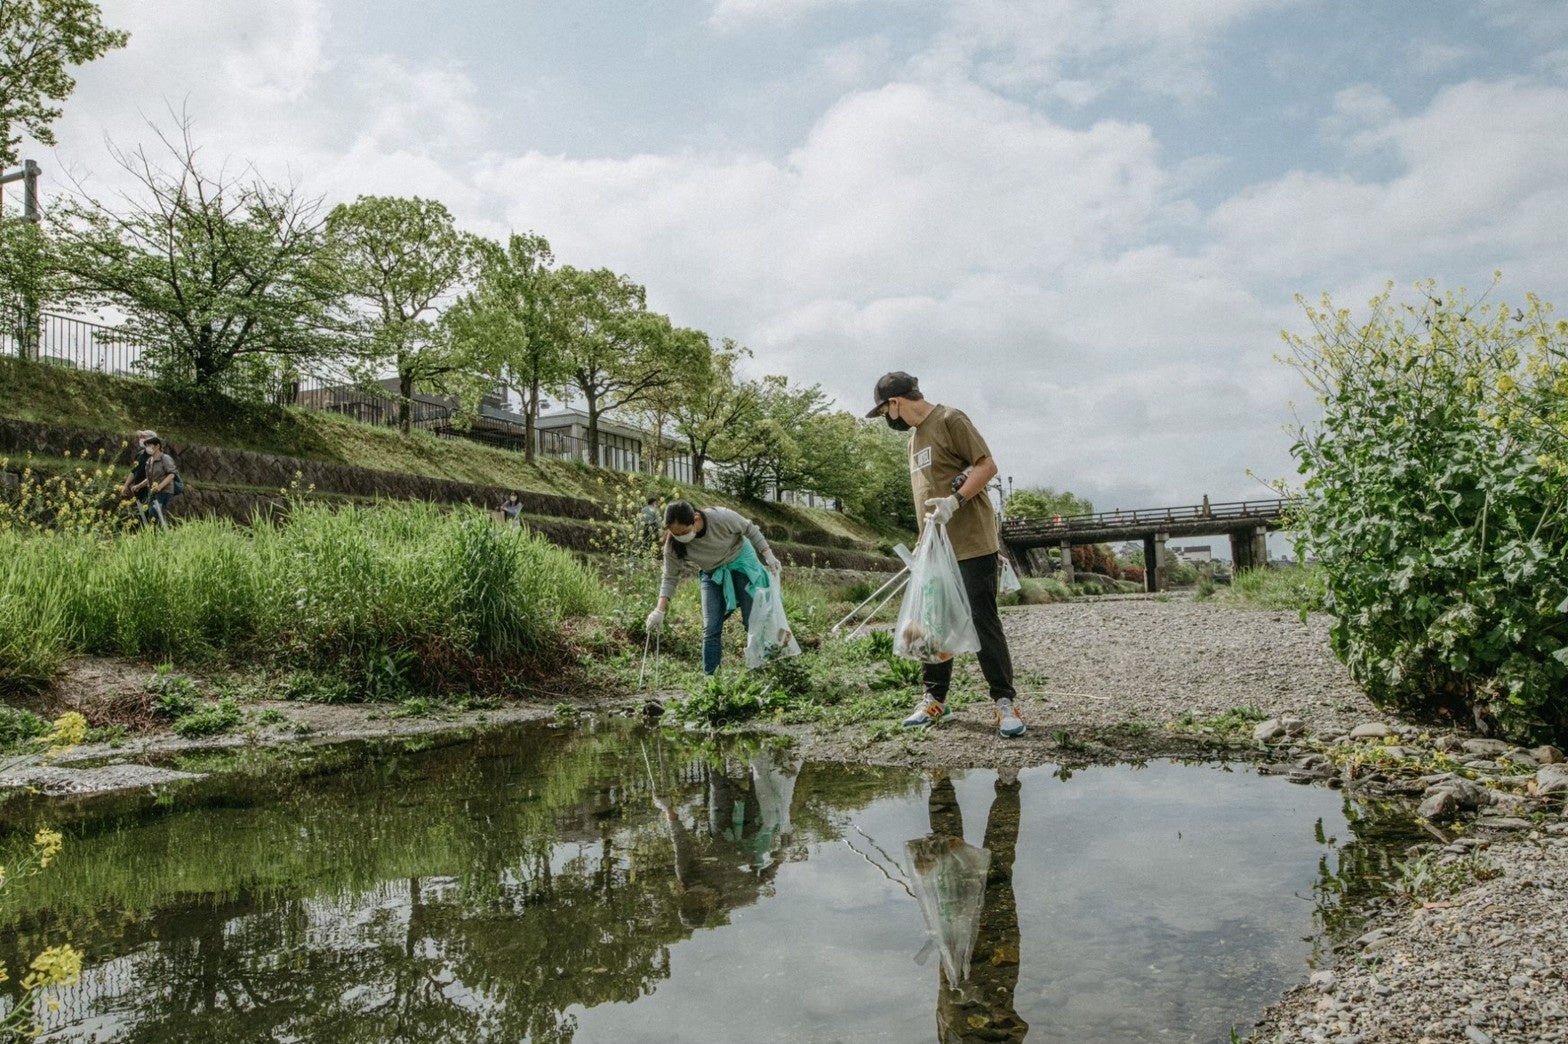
[22, 0, 1568, 510]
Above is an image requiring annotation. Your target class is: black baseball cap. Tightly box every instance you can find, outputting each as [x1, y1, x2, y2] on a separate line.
[865, 371, 919, 417]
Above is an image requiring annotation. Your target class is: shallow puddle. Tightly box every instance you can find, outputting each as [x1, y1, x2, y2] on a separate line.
[0, 721, 1417, 1042]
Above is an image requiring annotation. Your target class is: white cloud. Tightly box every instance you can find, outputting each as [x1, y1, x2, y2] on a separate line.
[925, 0, 1304, 105]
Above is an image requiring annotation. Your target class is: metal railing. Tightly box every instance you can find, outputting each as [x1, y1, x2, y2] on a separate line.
[1001, 498, 1299, 536]
[0, 310, 150, 376]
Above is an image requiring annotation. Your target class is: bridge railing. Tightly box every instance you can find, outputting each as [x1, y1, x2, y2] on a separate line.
[1001, 497, 1299, 536]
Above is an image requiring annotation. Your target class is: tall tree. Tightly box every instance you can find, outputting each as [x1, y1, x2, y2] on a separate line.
[551, 266, 706, 467]
[670, 339, 759, 487]
[0, 0, 128, 169]
[1005, 486, 1094, 520]
[54, 118, 342, 394]
[628, 325, 712, 480]
[446, 232, 563, 461]
[326, 195, 477, 433]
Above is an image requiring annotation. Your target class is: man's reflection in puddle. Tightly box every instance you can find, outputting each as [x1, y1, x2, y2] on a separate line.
[913, 769, 1028, 1043]
[651, 749, 801, 928]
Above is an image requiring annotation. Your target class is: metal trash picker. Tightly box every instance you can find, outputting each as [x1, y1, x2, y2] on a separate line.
[829, 544, 914, 638]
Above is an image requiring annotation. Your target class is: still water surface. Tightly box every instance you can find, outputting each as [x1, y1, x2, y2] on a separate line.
[0, 721, 1414, 1042]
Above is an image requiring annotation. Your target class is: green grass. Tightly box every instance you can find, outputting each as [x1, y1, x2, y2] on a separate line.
[1223, 564, 1327, 613]
[0, 357, 902, 549]
[0, 501, 610, 697]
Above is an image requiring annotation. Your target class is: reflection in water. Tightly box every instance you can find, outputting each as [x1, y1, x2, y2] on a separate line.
[917, 771, 1028, 1043]
[0, 726, 1420, 1043]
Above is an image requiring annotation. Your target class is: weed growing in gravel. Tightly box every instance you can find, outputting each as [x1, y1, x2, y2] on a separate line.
[171, 697, 242, 738]
[1387, 849, 1501, 905]
[1168, 706, 1267, 737]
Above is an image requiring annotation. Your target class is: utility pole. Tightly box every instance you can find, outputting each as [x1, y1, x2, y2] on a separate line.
[0, 160, 42, 222]
[1, 160, 44, 359]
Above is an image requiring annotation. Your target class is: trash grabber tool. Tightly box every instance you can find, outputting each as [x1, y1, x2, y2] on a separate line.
[637, 629, 653, 690]
[830, 566, 909, 635]
[844, 572, 910, 639]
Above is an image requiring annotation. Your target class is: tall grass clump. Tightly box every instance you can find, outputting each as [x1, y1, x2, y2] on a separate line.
[0, 501, 607, 694]
[1227, 565, 1327, 614]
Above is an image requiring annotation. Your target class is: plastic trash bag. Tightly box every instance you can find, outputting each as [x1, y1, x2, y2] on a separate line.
[745, 580, 802, 669]
[999, 556, 1022, 595]
[894, 522, 981, 664]
[906, 834, 992, 985]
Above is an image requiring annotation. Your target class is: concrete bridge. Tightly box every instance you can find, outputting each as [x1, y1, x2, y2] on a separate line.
[1000, 497, 1299, 592]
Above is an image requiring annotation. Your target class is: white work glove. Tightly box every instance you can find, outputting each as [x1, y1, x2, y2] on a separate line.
[925, 495, 961, 526]
[645, 608, 665, 633]
[763, 550, 782, 573]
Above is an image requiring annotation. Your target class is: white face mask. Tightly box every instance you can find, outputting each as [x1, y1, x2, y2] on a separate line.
[672, 530, 696, 544]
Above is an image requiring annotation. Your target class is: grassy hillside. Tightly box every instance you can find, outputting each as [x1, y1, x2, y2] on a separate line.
[0, 357, 902, 548]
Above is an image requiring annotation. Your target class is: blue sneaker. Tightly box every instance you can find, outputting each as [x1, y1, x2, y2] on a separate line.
[995, 699, 1026, 738]
[902, 698, 951, 727]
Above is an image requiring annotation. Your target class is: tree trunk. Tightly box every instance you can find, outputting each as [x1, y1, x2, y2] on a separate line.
[398, 370, 414, 435]
[586, 398, 601, 466]
[524, 376, 539, 463]
[692, 451, 708, 487]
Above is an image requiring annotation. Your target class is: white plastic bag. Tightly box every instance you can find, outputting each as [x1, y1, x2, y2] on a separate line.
[999, 556, 1022, 595]
[894, 522, 982, 663]
[745, 580, 802, 669]
[906, 834, 992, 985]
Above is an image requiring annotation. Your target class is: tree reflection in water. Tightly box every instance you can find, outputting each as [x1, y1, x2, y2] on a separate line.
[0, 724, 889, 1042]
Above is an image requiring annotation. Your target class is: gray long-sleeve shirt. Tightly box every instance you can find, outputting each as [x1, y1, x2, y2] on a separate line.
[658, 506, 772, 600]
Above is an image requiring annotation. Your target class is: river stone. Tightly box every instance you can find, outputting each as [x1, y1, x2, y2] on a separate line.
[1253, 718, 1287, 742]
[1532, 745, 1564, 764]
[1281, 715, 1307, 736]
[1311, 970, 1336, 993]
[1537, 764, 1568, 796]
[1425, 775, 1489, 809]
[1473, 815, 1531, 832]
[1433, 735, 1462, 751]
[1419, 790, 1461, 821]
[1462, 738, 1511, 756]
[1350, 722, 1391, 739]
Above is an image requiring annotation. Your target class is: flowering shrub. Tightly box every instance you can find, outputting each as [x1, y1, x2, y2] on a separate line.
[1287, 281, 1568, 741]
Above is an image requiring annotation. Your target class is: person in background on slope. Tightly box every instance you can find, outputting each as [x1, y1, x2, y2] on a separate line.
[645, 500, 783, 675]
[866, 371, 1024, 738]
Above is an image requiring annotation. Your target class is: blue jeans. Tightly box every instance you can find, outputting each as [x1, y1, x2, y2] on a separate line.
[700, 569, 754, 675]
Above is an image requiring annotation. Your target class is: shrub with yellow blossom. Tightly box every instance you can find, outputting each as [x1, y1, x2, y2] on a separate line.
[1287, 279, 1568, 741]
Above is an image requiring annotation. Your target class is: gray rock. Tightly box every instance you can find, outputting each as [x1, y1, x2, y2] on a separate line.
[1351, 722, 1392, 739]
[1463, 738, 1511, 756]
[1532, 745, 1564, 765]
[1281, 715, 1308, 736]
[1537, 764, 1568, 797]
[1434, 735, 1462, 751]
[1473, 816, 1531, 832]
[1311, 969, 1336, 992]
[1419, 790, 1461, 821]
[1254, 718, 1288, 742]
[1465, 1027, 1494, 1044]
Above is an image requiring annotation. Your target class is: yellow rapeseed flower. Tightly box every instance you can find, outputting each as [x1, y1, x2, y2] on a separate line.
[20, 945, 82, 991]
[32, 830, 63, 869]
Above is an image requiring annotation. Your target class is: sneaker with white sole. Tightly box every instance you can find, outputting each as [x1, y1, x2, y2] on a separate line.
[902, 698, 951, 727]
[995, 698, 1026, 738]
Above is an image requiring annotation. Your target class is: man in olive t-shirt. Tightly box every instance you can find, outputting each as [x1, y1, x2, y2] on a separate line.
[866, 372, 1023, 738]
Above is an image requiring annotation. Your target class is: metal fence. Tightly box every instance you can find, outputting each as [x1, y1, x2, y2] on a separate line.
[0, 312, 705, 484]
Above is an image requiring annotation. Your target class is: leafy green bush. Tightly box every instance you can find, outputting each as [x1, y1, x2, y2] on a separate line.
[0, 706, 48, 750]
[1288, 283, 1568, 741]
[171, 697, 241, 738]
[670, 673, 785, 727]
